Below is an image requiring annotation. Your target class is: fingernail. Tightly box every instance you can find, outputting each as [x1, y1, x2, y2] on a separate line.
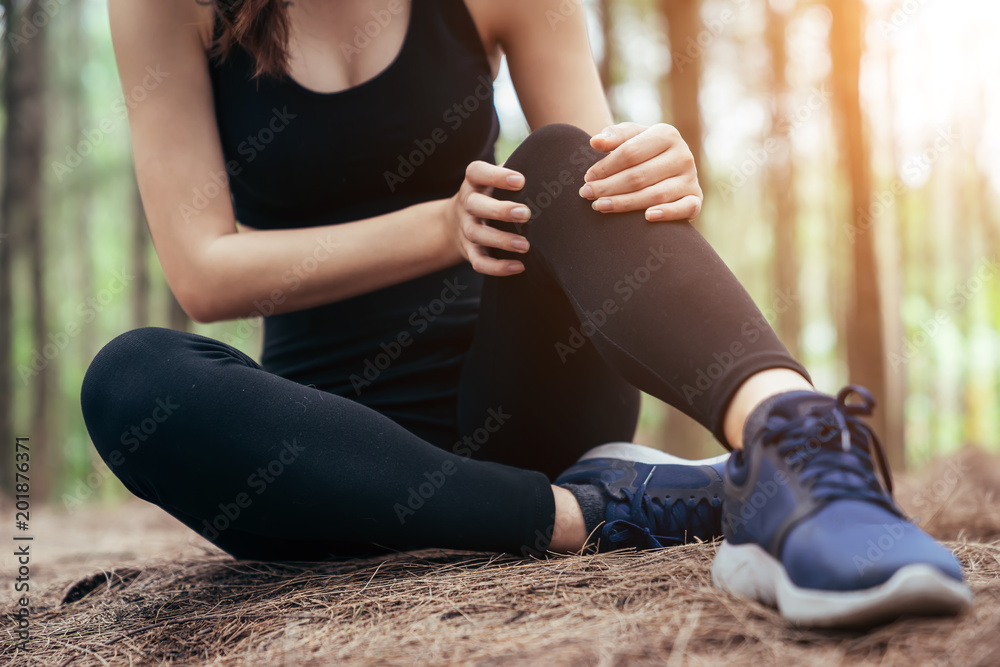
[646, 209, 664, 221]
[512, 206, 531, 221]
[508, 262, 525, 274]
[506, 174, 524, 188]
[511, 237, 529, 251]
[579, 184, 594, 199]
[584, 170, 596, 182]
[593, 199, 613, 212]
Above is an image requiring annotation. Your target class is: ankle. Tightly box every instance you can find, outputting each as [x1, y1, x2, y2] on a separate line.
[723, 369, 815, 449]
[549, 485, 588, 552]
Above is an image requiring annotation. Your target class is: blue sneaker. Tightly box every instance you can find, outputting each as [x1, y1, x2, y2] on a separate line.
[711, 386, 973, 627]
[554, 442, 729, 551]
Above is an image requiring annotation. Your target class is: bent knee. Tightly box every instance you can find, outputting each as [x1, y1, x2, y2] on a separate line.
[82, 328, 182, 406]
[81, 328, 187, 455]
[503, 123, 598, 179]
[526, 122, 591, 146]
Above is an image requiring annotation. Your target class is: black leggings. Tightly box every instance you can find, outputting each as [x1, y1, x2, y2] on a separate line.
[80, 124, 808, 561]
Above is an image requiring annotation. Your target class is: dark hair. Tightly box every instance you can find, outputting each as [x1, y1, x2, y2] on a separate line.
[205, 0, 291, 79]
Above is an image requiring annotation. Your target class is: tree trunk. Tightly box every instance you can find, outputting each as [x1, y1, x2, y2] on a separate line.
[829, 0, 901, 469]
[67, 0, 95, 358]
[0, 0, 14, 494]
[660, 0, 704, 175]
[654, 0, 715, 458]
[766, 3, 801, 359]
[2, 0, 49, 494]
[878, 13, 906, 470]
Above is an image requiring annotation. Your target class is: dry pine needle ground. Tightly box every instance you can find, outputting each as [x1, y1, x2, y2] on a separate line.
[4, 447, 1000, 667]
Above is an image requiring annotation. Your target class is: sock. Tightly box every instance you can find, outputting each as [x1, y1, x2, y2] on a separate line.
[559, 483, 607, 541]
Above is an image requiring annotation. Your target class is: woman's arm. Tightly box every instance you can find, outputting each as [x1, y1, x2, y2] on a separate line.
[110, 0, 501, 323]
[496, 0, 703, 222]
[493, 0, 613, 135]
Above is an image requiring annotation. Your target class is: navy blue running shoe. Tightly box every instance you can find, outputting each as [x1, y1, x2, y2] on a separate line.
[554, 442, 728, 551]
[711, 386, 972, 627]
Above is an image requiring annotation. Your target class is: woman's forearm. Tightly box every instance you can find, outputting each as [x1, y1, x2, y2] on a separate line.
[186, 198, 463, 322]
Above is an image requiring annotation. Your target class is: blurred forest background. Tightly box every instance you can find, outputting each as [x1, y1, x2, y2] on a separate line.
[1, 0, 998, 504]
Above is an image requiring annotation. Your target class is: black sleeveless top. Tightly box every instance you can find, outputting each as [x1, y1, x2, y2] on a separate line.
[209, 0, 499, 438]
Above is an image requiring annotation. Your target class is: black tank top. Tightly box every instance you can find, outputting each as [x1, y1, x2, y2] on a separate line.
[209, 0, 499, 438]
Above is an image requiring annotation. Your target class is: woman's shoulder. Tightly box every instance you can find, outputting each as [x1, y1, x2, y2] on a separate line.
[108, 0, 216, 55]
[464, 0, 581, 46]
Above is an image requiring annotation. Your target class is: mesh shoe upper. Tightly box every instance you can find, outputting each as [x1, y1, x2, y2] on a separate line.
[555, 456, 725, 550]
[723, 386, 965, 591]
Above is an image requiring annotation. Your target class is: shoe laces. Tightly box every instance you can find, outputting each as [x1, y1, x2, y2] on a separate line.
[761, 385, 896, 512]
[601, 467, 723, 550]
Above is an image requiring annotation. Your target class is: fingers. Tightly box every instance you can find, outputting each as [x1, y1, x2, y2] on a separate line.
[463, 215, 529, 253]
[646, 194, 703, 222]
[589, 122, 646, 152]
[578, 123, 701, 220]
[585, 124, 681, 183]
[466, 242, 525, 277]
[579, 151, 690, 200]
[458, 161, 530, 277]
[466, 160, 525, 191]
[582, 177, 703, 221]
[465, 191, 531, 224]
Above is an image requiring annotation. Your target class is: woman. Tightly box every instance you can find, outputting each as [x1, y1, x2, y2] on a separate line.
[82, 0, 971, 627]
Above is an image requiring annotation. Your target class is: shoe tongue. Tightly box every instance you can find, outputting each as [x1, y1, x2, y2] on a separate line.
[742, 391, 889, 499]
[742, 390, 835, 447]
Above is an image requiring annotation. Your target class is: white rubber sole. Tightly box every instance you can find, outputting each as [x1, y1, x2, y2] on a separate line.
[711, 541, 973, 627]
[578, 442, 729, 467]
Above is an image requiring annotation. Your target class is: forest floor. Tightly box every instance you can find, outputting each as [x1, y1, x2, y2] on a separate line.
[2, 448, 1000, 666]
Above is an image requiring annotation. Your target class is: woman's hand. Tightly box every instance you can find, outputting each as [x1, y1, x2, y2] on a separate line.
[578, 122, 703, 222]
[447, 161, 533, 276]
